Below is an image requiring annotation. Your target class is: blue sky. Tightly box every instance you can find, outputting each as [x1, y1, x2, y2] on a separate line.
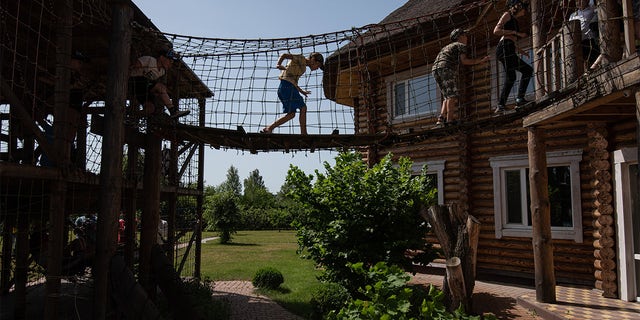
[134, 0, 407, 192]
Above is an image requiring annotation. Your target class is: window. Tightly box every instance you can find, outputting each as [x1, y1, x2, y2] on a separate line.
[492, 44, 536, 106]
[490, 149, 583, 242]
[387, 67, 440, 121]
[613, 148, 639, 301]
[412, 160, 445, 205]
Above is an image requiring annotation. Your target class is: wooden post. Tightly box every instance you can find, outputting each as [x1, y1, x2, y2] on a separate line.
[140, 130, 162, 297]
[562, 20, 582, 84]
[527, 126, 556, 303]
[530, 0, 547, 100]
[93, 1, 132, 318]
[45, 0, 73, 318]
[167, 140, 178, 262]
[194, 98, 206, 279]
[446, 257, 467, 312]
[621, 0, 636, 56]
[597, 0, 623, 62]
[125, 144, 138, 268]
[466, 216, 480, 280]
[0, 217, 14, 294]
[14, 210, 28, 319]
[420, 204, 477, 312]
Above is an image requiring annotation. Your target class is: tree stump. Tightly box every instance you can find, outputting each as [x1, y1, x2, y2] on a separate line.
[419, 204, 480, 313]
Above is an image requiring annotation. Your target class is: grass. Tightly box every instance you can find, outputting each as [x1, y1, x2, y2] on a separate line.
[200, 230, 323, 318]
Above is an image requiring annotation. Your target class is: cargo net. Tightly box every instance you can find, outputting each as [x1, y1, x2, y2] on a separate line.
[165, 32, 360, 135]
[152, 0, 613, 136]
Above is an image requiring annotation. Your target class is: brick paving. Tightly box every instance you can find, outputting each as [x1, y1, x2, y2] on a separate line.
[211, 281, 303, 320]
[211, 272, 640, 320]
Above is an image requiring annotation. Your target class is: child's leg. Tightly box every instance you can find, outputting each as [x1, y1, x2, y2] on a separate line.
[446, 98, 458, 122]
[264, 112, 295, 133]
[150, 83, 173, 108]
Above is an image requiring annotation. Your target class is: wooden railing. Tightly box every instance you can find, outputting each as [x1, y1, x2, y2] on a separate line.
[536, 20, 582, 96]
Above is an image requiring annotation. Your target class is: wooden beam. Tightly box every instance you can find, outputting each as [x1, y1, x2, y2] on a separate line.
[527, 126, 557, 303]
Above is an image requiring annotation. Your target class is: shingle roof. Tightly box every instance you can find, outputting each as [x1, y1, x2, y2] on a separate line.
[379, 0, 469, 24]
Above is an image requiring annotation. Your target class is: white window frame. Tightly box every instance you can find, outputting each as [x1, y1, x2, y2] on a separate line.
[411, 160, 445, 205]
[491, 40, 536, 107]
[613, 147, 638, 302]
[386, 65, 440, 123]
[490, 149, 583, 242]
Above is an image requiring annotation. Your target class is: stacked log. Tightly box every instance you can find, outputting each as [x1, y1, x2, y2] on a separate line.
[587, 124, 617, 298]
[419, 204, 480, 313]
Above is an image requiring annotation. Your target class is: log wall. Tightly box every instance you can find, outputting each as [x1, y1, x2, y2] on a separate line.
[358, 52, 638, 285]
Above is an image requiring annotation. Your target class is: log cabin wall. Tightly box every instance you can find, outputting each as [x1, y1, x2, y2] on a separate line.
[350, 4, 639, 286]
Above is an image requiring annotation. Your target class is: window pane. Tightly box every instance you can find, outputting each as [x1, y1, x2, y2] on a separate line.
[426, 173, 438, 200]
[505, 169, 523, 224]
[395, 82, 406, 117]
[408, 75, 438, 115]
[547, 166, 573, 227]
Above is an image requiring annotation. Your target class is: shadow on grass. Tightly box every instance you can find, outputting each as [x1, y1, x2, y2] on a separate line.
[275, 299, 313, 319]
[219, 242, 259, 247]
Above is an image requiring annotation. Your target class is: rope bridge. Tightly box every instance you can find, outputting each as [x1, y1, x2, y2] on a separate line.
[146, 1, 504, 150]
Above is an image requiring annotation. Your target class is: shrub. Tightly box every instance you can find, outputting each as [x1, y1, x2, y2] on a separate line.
[252, 267, 284, 289]
[327, 262, 495, 320]
[309, 282, 351, 319]
[286, 152, 438, 293]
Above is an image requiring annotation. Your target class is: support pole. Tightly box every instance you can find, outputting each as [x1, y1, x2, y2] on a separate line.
[0, 217, 14, 294]
[93, 1, 132, 318]
[125, 144, 138, 267]
[195, 98, 206, 278]
[527, 126, 557, 303]
[562, 20, 582, 84]
[140, 129, 162, 297]
[45, 1, 73, 318]
[530, 0, 546, 100]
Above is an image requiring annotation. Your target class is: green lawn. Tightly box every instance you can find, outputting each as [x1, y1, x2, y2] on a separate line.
[200, 230, 323, 318]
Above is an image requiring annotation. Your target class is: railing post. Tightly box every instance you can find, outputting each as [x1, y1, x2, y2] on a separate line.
[562, 20, 582, 85]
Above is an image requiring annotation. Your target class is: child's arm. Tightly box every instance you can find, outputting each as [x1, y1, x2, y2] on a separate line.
[276, 53, 294, 70]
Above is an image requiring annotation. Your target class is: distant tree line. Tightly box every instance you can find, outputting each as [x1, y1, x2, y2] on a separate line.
[203, 166, 306, 243]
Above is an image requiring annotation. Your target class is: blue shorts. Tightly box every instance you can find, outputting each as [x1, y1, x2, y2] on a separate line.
[278, 80, 305, 113]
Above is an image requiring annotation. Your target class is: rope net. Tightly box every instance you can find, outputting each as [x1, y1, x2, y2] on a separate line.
[166, 32, 361, 134]
[147, 0, 628, 136]
[1, 0, 636, 304]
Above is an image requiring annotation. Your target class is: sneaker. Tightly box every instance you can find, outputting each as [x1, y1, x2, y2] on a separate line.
[515, 98, 528, 106]
[494, 106, 505, 114]
[170, 109, 190, 119]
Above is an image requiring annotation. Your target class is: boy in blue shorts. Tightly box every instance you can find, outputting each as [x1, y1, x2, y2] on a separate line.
[261, 52, 323, 135]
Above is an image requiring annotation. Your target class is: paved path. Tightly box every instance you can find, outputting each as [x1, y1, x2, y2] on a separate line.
[211, 281, 303, 320]
[210, 273, 539, 320]
[211, 271, 640, 320]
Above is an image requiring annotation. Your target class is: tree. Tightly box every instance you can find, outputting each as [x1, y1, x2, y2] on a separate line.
[286, 152, 438, 293]
[242, 169, 272, 208]
[218, 166, 242, 196]
[203, 191, 240, 244]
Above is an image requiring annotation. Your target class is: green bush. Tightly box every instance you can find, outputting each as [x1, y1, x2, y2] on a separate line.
[252, 267, 284, 289]
[327, 262, 495, 320]
[309, 282, 351, 319]
[286, 152, 438, 293]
